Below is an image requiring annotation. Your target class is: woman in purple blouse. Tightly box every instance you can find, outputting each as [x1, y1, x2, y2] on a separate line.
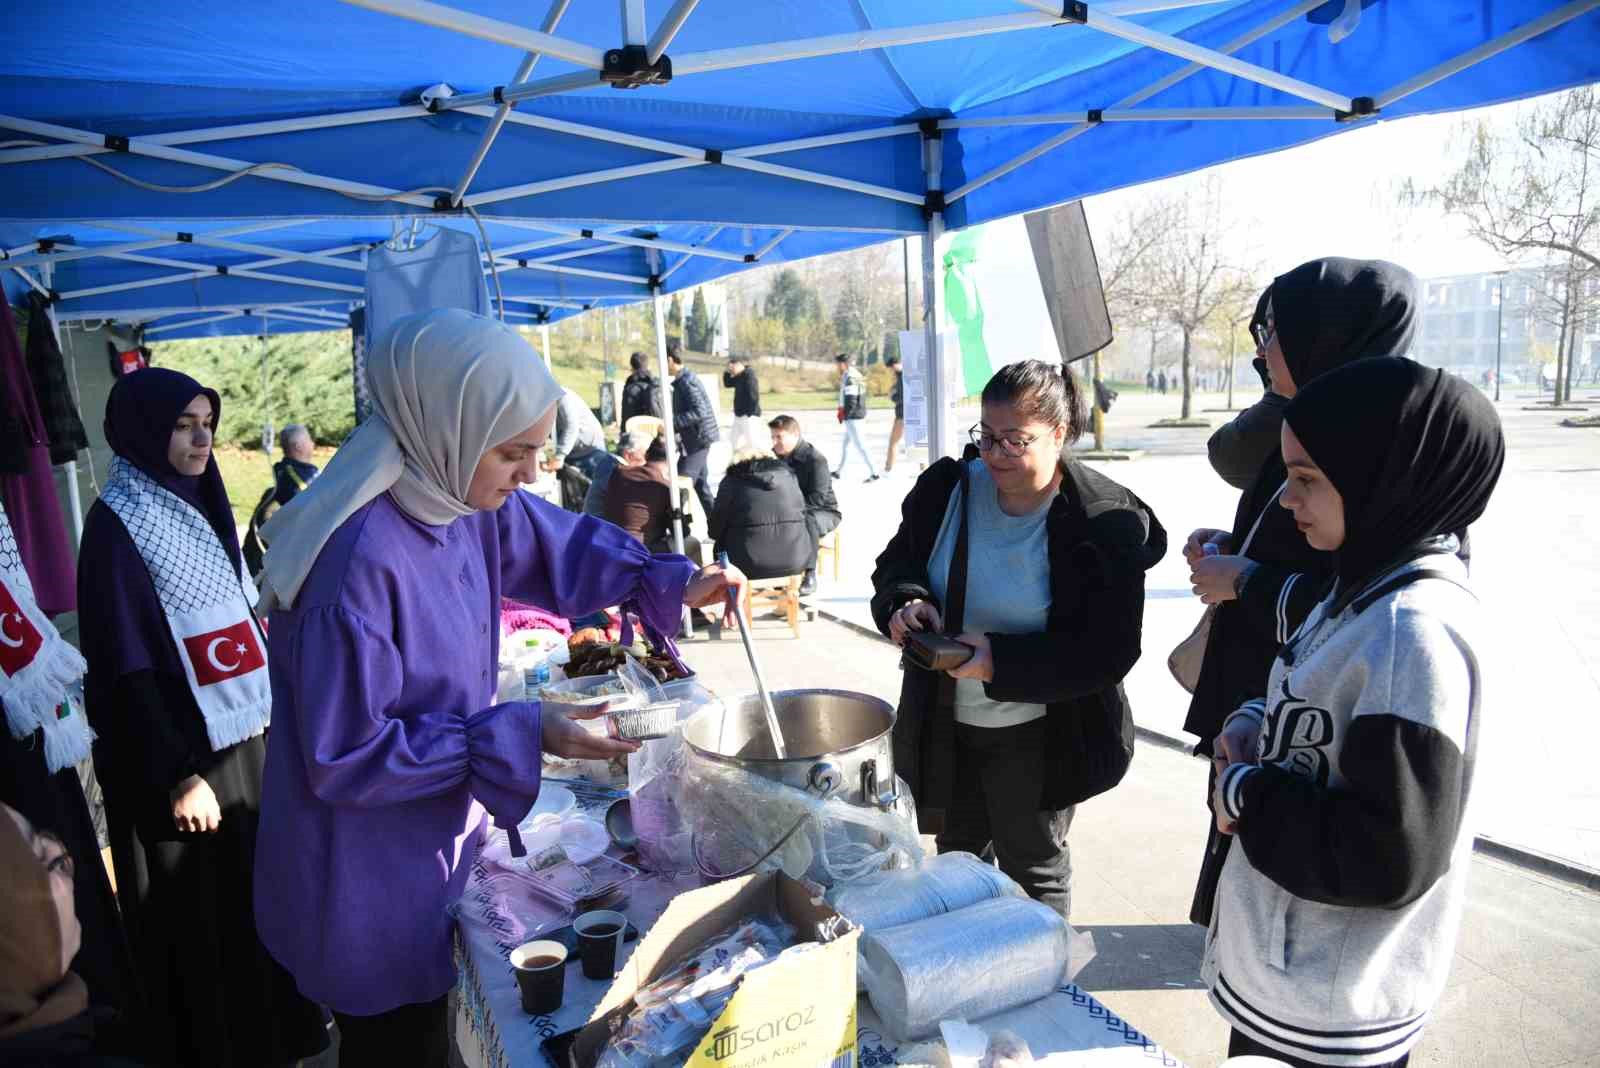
[251, 310, 741, 1064]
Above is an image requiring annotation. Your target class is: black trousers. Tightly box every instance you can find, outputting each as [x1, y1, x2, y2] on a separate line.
[334, 994, 449, 1068]
[936, 719, 1074, 919]
[678, 447, 714, 517]
[1229, 1029, 1411, 1068]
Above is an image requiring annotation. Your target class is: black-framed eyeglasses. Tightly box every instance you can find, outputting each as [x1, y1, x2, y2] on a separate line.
[1251, 320, 1276, 349]
[968, 426, 1037, 457]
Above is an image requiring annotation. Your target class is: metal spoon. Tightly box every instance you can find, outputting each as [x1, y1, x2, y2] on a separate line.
[716, 552, 788, 760]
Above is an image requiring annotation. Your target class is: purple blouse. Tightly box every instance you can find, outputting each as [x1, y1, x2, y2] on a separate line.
[253, 491, 694, 1015]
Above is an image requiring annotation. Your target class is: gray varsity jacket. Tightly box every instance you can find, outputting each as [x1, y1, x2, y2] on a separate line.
[1202, 549, 1481, 1066]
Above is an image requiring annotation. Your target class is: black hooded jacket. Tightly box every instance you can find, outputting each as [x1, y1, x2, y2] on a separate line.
[709, 457, 811, 580]
[621, 371, 662, 425]
[872, 451, 1166, 816]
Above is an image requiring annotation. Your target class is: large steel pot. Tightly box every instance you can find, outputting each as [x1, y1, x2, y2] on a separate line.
[681, 688, 898, 810]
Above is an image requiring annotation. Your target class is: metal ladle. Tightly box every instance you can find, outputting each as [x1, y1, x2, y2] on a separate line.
[716, 552, 787, 760]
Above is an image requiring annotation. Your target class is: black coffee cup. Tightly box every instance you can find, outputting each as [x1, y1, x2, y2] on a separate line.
[574, 909, 628, 981]
[509, 940, 567, 1015]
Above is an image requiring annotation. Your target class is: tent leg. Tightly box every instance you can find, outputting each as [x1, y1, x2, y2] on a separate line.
[652, 286, 694, 639]
[40, 262, 83, 546]
[539, 322, 553, 370]
[921, 131, 950, 463]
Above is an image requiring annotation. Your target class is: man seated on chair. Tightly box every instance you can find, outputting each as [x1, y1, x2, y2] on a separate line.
[709, 448, 811, 583]
[583, 429, 648, 519]
[769, 414, 840, 595]
[603, 434, 701, 562]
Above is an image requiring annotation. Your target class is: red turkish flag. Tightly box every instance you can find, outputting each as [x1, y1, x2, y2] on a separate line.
[0, 582, 44, 677]
[182, 620, 265, 687]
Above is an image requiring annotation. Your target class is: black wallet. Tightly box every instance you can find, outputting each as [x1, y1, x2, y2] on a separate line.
[903, 632, 975, 672]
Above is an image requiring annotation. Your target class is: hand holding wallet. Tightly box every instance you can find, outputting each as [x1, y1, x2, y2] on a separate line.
[902, 631, 975, 672]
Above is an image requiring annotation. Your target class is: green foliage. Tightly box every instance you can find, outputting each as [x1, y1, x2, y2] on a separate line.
[667, 292, 684, 334]
[685, 288, 713, 352]
[763, 269, 822, 327]
[151, 330, 356, 448]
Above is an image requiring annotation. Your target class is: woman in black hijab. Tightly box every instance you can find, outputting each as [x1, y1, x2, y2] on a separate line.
[1181, 258, 1419, 925]
[1204, 357, 1503, 1067]
[78, 368, 327, 1066]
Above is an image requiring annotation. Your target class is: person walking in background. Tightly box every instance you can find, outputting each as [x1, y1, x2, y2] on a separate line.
[77, 368, 328, 1067]
[871, 360, 1164, 919]
[1158, 369, 1168, 394]
[723, 356, 763, 454]
[770, 414, 840, 596]
[620, 352, 662, 427]
[667, 344, 720, 517]
[1146, 369, 1156, 391]
[1205, 357, 1504, 1067]
[833, 353, 878, 483]
[884, 354, 906, 472]
[709, 449, 812, 581]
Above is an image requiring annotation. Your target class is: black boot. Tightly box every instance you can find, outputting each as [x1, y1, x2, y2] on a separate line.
[799, 569, 818, 596]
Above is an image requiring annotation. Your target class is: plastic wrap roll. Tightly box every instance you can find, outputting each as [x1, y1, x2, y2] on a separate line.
[826, 852, 1022, 934]
[859, 896, 1069, 1041]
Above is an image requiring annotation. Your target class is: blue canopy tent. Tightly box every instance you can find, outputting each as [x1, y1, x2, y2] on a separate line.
[5, 0, 1599, 465]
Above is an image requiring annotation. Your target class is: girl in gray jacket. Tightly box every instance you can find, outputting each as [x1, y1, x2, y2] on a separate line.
[1204, 357, 1505, 1067]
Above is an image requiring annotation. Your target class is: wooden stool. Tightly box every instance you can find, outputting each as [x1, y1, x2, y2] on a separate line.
[741, 575, 803, 640]
[816, 527, 842, 582]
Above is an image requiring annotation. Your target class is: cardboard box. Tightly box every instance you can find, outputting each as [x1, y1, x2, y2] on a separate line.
[570, 873, 858, 1068]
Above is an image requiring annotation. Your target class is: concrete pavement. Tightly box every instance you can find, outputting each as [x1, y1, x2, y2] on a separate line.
[677, 611, 1600, 1068]
[709, 389, 1600, 877]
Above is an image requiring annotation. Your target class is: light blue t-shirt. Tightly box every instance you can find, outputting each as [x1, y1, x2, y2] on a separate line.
[926, 460, 1053, 728]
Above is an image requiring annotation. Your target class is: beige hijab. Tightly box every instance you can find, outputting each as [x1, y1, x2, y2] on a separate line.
[0, 804, 88, 1041]
[259, 308, 563, 610]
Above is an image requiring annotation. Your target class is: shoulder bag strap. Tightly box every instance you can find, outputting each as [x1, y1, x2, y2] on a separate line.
[1237, 479, 1287, 558]
[944, 463, 972, 635]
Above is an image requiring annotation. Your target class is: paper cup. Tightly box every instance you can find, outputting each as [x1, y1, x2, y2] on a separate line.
[574, 909, 628, 981]
[509, 939, 567, 1015]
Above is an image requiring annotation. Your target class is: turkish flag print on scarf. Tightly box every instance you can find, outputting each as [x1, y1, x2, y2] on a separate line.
[181, 620, 266, 687]
[0, 581, 44, 677]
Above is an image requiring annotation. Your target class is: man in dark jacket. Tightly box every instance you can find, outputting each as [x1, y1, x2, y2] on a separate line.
[273, 424, 319, 504]
[709, 453, 811, 581]
[621, 352, 662, 426]
[722, 356, 763, 454]
[769, 414, 839, 595]
[1204, 288, 1282, 490]
[667, 344, 720, 516]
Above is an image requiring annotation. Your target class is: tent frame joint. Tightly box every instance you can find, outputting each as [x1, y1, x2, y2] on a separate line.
[743, 253, 756, 263]
[102, 133, 130, 152]
[602, 45, 673, 89]
[176, 231, 194, 243]
[647, 272, 662, 289]
[1334, 96, 1379, 123]
[923, 189, 947, 219]
[703, 148, 723, 164]
[215, 264, 229, 276]
[917, 117, 943, 140]
[1060, 2, 1088, 26]
[1086, 108, 1104, 124]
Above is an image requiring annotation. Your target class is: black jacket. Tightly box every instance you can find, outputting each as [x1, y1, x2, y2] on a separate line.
[709, 457, 811, 580]
[871, 452, 1166, 815]
[621, 371, 662, 425]
[722, 366, 762, 417]
[783, 439, 838, 526]
[272, 457, 318, 505]
[671, 370, 720, 454]
[1205, 392, 1289, 491]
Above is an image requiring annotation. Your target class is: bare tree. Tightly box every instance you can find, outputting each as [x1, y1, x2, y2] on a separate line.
[1143, 178, 1255, 419]
[1419, 86, 1600, 404]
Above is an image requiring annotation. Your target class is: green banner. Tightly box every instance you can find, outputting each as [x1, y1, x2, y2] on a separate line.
[943, 227, 993, 399]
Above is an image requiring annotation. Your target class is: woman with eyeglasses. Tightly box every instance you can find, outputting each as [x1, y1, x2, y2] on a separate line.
[1181, 258, 1422, 927]
[870, 360, 1166, 918]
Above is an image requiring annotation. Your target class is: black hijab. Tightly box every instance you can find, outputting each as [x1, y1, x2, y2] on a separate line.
[1272, 258, 1419, 389]
[1283, 357, 1505, 592]
[102, 367, 241, 575]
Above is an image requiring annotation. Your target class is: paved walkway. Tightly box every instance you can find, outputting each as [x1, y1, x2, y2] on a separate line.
[718, 390, 1600, 875]
[680, 612, 1600, 1068]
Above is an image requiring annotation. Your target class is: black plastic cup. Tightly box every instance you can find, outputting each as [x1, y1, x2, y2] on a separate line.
[509, 940, 567, 1015]
[574, 909, 628, 981]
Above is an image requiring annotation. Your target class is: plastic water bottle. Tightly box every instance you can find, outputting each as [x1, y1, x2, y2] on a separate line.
[522, 639, 551, 700]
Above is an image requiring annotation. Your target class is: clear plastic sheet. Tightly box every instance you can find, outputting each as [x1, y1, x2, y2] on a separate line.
[627, 682, 724, 874]
[858, 897, 1073, 1041]
[825, 852, 1025, 935]
[595, 918, 795, 1068]
[671, 749, 922, 887]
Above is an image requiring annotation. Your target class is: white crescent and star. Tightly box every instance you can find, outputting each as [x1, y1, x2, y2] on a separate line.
[0, 612, 25, 649]
[205, 636, 242, 673]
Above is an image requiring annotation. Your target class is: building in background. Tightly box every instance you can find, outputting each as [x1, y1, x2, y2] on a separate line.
[1415, 267, 1599, 379]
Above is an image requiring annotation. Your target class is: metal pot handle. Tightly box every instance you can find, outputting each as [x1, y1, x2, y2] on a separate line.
[862, 759, 899, 810]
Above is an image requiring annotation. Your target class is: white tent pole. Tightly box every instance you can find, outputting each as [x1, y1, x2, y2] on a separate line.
[449, 0, 575, 205]
[941, 105, 1331, 129]
[58, 298, 350, 322]
[463, 157, 706, 208]
[145, 312, 247, 336]
[733, 123, 920, 158]
[58, 255, 364, 301]
[622, 0, 646, 45]
[1016, 0, 1268, 17]
[437, 72, 604, 111]
[0, 114, 438, 208]
[336, 0, 608, 68]
[500, 260, 652, 286]
[0, 106, 427, 167]
[921, 131, 950, 464]
[945, 0, 1324, 205]
[106, 225, 368, 271]
[8, 267, 50, 299]
[753, 228, 794, 259]
[65, 246, 364, 295]
[4, 221, 292, 270]
[652, 286, 686, 558]
[660, 226, 724, 282]
[720, 155, 925, 206]
[1374, 0, 1600, 110]
[647, 0, 700, 63]
[491, 219, 754, 263]
[47, 237, 375, 303]
[1077, 8, 1353, 111]
[540, 322, 553, 369]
